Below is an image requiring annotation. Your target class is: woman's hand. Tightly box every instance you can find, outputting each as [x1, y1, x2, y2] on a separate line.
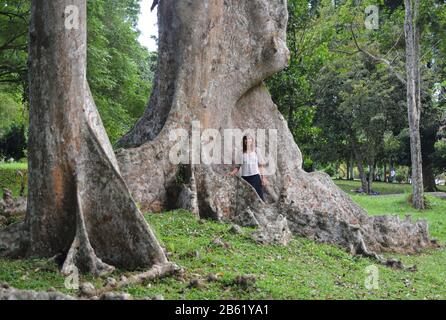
[228, 168, 239, 177]
[261, 176, 268, 186]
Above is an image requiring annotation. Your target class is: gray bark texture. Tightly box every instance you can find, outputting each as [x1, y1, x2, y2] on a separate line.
[404, 0, 425, 209]
[0, 0, 169, 276]
[116, 0, 436, 256]
[0, 189, 27, 221]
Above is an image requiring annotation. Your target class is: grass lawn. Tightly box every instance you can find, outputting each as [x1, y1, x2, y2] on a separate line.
[335, 179, 446, 195]
[0, 162, 28, 198]
[1, 198, 445, 299]
[1, 170, 445, 299]
[0, 163, 28, 171]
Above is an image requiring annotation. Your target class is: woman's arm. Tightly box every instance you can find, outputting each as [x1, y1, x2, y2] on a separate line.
[228, 166, 240, 176]
[259, 164, 268, 186]
[256, 147, 268, 186]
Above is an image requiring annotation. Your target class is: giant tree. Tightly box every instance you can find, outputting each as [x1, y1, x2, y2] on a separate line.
[0, 0, 169, 276]
[115, 0, 434, 259]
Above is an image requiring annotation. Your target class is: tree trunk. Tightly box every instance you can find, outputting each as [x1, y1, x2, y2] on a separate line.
[346, 160, 350, 180]
[352, 139, 369, 193]
[0, 0, 168, 276]
[421, 126, 438, 192]
[423, 161, 437, 192]
[367, 162, 375, 195]
[404, 0, 425, 209]
[349, 155, 354, 180]
[113, 0, 434, 256]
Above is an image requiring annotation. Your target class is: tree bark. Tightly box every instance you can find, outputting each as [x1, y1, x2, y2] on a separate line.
[346, 159, 350, 180]
[352, 139, 369, 193]
[114, 0, 433, 256]
[423, 161, 437, 192]
[421, 126, 438, 192]
[349, 155, 354, 180]
[0, 0, 169, 276]
[404, 0, 425, 209]
[367, 162, 375, 195]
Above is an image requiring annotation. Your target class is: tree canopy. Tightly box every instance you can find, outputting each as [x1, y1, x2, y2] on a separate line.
[0, 0, 156, 148]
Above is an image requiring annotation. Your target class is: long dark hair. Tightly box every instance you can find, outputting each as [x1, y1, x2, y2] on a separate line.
[242, 135, 255, 153]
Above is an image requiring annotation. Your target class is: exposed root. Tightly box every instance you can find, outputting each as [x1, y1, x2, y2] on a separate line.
[183, 167, 436, 268]
[61, 237, 115, 278]
[0, 262, 180, 300]
[0, 283, 75, 300]
[61, 182, 115, 277]
[0, 189, 27, 219]
[0, 222, 27, 258]
[352, 229, 416, 271]
[95, 262, 180, 296]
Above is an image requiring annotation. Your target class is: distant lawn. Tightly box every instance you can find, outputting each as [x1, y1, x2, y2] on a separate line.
[334, 179, 446, 195]
[0, 162, 27, 171]
[351, 194, 446, 241]
[0, 162, 28, 198]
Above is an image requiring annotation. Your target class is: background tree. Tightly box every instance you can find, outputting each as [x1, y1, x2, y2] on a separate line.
[404, 0, 424, 208]
[267, 0, 445, 195]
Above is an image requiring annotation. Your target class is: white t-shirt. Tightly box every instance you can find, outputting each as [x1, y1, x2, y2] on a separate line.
[238, 147, 265, 177]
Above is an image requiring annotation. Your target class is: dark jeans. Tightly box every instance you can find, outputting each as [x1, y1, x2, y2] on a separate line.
[242, 174, 265, 201]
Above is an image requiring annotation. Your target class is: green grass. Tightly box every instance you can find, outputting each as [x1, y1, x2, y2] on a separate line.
[125, 209, 446, 300]
[1, 199, 446, 299]
[350, 194, 446, 241]
[0, 174, 445, 299]
[335, 179, 446, 195]
[0, 163, 28, 171]
[0, 162, 28, 198]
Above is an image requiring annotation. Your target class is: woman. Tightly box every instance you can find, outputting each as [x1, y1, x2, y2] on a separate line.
[228, 135, 267, 201]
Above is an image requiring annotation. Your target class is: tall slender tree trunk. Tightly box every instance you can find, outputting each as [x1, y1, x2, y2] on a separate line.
[423, 161, 437, 192]
[367, 162, 375, 195]
[352, 139, 369, 193]
[421, 127, 439, 192]
[346, 160, 350, 180]
[0, 0, 169, 276]
[350, 155, 355, 180]
[404, 0, 425, 209]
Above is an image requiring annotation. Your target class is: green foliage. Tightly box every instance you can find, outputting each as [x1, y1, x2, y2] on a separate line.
[303, 158, 314, 172]
[0, 88, 26, 137]
[266, 0, 327, 161]
[0, 124, 27, 161]
[267, 0, 446, 180]
[433, 140, 446, 173]
[0, 0, 156, 146]
[86, 0, 156, 144]
[322, 164, 336, 177]
[0, 0, 29, 86]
